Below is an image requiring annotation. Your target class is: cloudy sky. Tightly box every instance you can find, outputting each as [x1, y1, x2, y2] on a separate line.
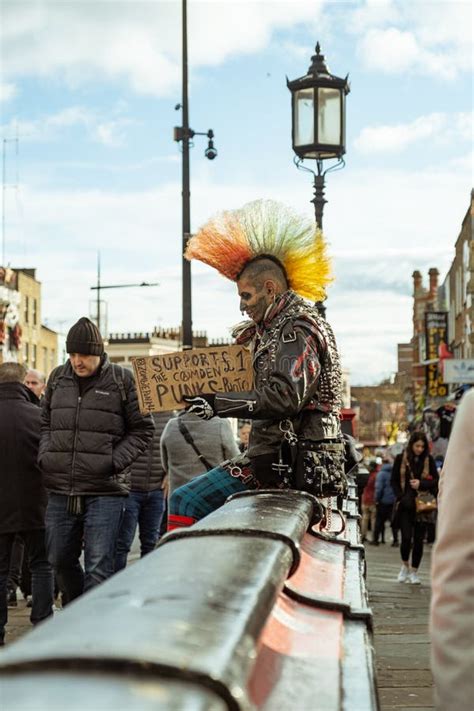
[1, 0, 472, 384]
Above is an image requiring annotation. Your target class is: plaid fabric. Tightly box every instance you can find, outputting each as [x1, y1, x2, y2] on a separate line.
[169, 465, 258, 522]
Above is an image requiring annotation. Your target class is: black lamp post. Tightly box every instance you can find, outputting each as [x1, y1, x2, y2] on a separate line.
[287, 42, 350, 231]
[174, 0, 217, 350]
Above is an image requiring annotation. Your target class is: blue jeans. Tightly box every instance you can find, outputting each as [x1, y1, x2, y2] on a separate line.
[115, 489, 165, 571]
[45, 494, 125, 604]
[0, 530, 54, 641]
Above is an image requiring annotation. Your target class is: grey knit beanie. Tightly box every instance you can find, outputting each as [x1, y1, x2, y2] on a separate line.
[66, 317, 104, 356]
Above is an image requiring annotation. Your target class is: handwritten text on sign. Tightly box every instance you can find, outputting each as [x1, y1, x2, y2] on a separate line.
[131, 345, 253, 413]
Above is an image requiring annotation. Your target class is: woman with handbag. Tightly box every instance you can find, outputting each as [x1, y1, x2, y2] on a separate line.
[391, 432, 438, 584]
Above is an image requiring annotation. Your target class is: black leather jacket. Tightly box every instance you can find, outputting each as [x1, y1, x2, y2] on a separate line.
[214, 291, 342, 459]
[39, 356, 154, 496]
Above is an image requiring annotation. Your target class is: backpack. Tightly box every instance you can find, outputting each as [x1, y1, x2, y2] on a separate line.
[48, 361, 128, 404]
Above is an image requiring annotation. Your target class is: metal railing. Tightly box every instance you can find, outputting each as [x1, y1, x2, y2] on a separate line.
[0, 470, 378, 711]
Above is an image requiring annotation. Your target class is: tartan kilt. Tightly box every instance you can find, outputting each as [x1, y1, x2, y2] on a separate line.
[169, 465, 258, 521]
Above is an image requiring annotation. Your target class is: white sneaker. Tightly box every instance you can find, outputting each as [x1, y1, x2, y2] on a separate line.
[397, 566, 409, 583]
[408, 571, 421, 585]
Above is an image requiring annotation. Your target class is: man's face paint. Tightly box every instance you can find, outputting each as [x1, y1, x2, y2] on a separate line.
[237, 276, 274, 324]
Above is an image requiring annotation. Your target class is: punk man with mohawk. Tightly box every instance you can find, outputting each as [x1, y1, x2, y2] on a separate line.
[168, 200, 345, 531]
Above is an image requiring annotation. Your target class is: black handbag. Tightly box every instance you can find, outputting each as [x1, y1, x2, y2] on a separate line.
[277, 420, 348, 499]
[294, 439, 348, 498]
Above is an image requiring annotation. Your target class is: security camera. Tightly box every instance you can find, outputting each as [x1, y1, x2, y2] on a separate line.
[205, 140, 217, 160]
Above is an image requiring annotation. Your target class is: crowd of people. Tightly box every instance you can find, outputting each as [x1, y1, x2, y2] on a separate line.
[0, 199, 471, 709]
[1, 202, 350, 645]
[358, 387, 467, 588]
[357, 389, 473, 709]
[360, 437, 443, 584]
[0, 318, 258, 646]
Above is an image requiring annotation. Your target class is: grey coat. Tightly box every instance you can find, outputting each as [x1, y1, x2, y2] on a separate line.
[160, 413, 239, 495]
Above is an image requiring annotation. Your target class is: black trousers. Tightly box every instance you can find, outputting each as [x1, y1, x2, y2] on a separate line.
[6, 535, 24, 591]
[399, 509, 426, 569]
[374, 503, 398, 543]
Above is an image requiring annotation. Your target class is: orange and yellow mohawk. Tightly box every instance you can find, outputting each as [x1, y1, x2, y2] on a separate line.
[185, 199, 333, 302]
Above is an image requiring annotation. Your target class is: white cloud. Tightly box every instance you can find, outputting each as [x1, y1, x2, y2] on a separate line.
[1, 0, 324, 96]
[354, 112, 472, 153]
[1, 106, 134, 146]
[358, 28, 423, 73]
[4, 151, 471, 385]
[0, 81, 17, 102]
[350, 0, 401, 33]
[352, 1, 472, 79]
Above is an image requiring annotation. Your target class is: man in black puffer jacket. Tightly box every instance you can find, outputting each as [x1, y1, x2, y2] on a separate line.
[115, 411, 172, 571]
[39, 317, 154, 603]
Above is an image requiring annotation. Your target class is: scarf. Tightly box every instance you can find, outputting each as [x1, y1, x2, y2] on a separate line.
[399, 449, 430, 492]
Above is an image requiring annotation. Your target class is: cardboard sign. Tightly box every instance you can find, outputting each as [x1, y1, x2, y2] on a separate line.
[132, 345, 253, 413]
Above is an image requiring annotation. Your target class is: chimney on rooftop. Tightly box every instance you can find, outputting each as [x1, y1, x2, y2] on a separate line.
[428, 267, 439, 300]
[412, 270, 422, 293]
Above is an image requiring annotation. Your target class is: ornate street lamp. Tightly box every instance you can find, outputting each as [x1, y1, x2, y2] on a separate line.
[287, 42, 350, 231]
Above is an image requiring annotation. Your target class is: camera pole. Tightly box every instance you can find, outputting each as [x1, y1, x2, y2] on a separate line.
[181, 0, 192, 349]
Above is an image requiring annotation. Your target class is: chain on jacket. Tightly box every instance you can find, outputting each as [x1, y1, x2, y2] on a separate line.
[251, 291, 342, 415]
[214, 290, 343, 463]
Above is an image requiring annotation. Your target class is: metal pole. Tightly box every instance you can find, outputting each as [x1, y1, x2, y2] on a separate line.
[2, 139, 6, 266]
[97, 251, 101, 334]
[181, 0, 193, 348]
[312, 165, 327, 318]
[311, 172, 326, 231]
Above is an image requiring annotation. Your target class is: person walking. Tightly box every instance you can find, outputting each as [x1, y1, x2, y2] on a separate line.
[168, 200, 345, 530]
[361, 462, 378, 543]
[24, 368, 46, 400]
[10, 369, 47, 608]
[430, 388, 474, 711]
[115, 412, 171, 571]
[373, 453, 398, 546]
[39, 317, 154, 603]
[0, 362, 54, 645]
[161, 411, 240, 499]
[391, 431, 438, 585]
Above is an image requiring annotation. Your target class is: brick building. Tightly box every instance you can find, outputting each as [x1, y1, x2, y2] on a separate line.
[442, 190, 474, 361]
[351, 381, 406, 448]
[395, 189, 474, 417]
[0, 267, 58, 373]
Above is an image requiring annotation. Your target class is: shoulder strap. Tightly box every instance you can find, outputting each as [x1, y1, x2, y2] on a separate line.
[178, 418, 213, 470]
[49, 364, 68, 392]
[111, 364, 127, 403]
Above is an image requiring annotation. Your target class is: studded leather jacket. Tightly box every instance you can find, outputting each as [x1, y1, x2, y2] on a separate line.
[214, 290, 342, 461]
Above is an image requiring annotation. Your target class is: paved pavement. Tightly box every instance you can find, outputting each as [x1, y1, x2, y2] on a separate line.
[2, 535, 141, 647]
[365, 540, 434, 711]
[2, 536, 436, 711]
